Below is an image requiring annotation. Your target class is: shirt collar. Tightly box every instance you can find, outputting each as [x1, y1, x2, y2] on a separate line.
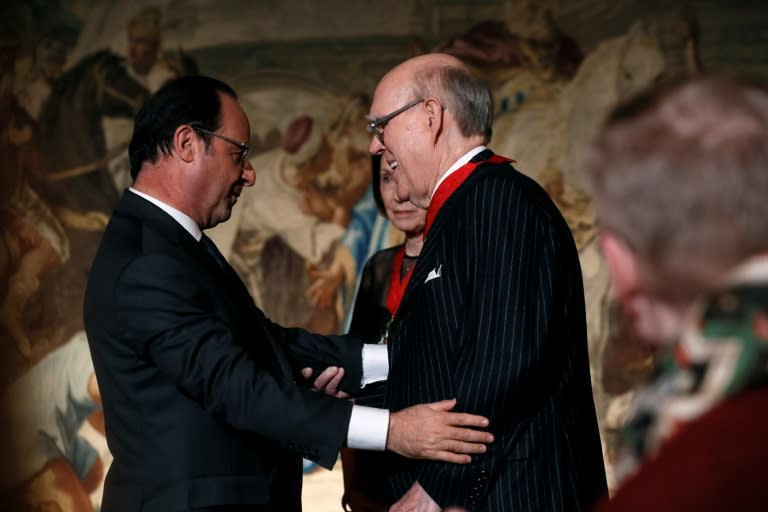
[129, 188, 203, 241]
[431, 146, 487, 199]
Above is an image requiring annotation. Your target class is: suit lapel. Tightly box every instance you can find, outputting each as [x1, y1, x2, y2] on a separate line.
[399, 228, 439, 314]
[119, 191, 254, 303]
[197, 235, 255, 306]
[394, 150, 497, 321]
[119, 191, 292, 380]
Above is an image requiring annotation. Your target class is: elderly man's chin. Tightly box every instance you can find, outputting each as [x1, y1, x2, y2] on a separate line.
[406, 186, 432, 210]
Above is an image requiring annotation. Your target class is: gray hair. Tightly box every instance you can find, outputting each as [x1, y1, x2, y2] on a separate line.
[589, 74, 768, 303]
[412, 65, 493, 141]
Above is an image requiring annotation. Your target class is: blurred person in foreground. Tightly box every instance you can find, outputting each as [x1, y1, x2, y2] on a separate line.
[589, 74, 768, 511]
[83, 75, 493, 512]
[365, 52, 606, 511]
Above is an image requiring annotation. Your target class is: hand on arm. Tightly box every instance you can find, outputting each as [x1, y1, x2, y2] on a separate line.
[387, 399, 493, 463]
[301, 366, 350, 399]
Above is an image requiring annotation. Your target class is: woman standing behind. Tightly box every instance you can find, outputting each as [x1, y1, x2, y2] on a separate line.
[341, 153, 426, 512]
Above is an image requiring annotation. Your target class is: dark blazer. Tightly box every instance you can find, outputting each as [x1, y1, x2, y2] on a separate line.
[348, 245, 399, 344]
[384, 150, 607, 511]
[84, 191, 363, 512]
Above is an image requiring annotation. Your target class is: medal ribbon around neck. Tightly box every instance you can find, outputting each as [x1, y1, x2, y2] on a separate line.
[423, 154, 513, 239]
[386, 154, 514, 326]
[386, 245, 416, 319]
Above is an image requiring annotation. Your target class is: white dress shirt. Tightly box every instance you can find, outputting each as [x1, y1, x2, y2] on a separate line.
[431, 145, 488, 199]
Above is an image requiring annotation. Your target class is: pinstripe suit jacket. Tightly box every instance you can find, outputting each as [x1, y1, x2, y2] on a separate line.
[384, 150, 607, 511]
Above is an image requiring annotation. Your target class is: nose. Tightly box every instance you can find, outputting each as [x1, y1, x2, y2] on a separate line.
[242, 159, 256, 187]
[369, 135, 385, 155]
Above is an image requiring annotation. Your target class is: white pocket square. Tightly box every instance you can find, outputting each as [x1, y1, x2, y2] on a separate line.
[425, 264, 442, 283]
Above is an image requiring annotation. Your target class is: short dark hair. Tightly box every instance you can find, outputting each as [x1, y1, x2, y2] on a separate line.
[129, 75, 237, 180]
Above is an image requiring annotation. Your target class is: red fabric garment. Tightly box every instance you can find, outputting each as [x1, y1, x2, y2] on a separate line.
[387, 153, 513, 317]
[423, 154, 512, 238]
[386, 246, 415, 317]
[592, 386, 768, 511]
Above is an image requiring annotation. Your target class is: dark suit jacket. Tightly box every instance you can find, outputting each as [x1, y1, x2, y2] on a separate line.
[348, 245, 399, 344]
[84, 191, 363, 512]
[384, 150, 607, 511]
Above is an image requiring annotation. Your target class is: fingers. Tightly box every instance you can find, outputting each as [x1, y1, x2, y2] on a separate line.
[455, 425, 494, 444]
[427, 399, 491, 429]
[428, 431, 490, 458]
[448, 411, 491, 429]
[325, 367, 345, 396]
[312, 366, 347, 396]
[425, 398, 457, 412]
[301, 367, 313, 380]
[428, 451, 473, 464]
[444, 438, 490, 455]
[313, 366, 339, 390]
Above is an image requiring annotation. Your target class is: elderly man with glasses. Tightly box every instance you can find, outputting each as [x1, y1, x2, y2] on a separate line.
[363, 53, 607, 511]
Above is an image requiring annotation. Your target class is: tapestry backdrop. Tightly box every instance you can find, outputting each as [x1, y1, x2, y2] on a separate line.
[1, 0, 767, 510]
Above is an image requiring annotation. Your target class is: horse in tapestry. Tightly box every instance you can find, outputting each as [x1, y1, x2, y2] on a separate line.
[31, 50, 149, 345]
[38, 50, 150, 214]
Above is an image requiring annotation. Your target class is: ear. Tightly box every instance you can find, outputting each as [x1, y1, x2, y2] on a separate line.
[599, 232, 639, 301]
[423, 97, 444, 138]
[173, 124, 198, 164]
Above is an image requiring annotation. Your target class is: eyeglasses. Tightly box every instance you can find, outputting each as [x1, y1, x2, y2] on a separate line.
[366, 99, 424, 145]
[193, 126, 250, 168]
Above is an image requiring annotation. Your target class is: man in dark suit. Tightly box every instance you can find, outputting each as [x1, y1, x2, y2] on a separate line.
[83, 75, 493, 512]
[365, 53, 607, 511]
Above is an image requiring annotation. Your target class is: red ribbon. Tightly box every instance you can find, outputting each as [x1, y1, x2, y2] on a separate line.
[386, 153, 513, 320]
[386, 245, 415, 317]
[423, 154, 512, 238]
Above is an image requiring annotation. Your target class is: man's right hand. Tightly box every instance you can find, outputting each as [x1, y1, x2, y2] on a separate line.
[387, 399, 493, 463]
[300, 366, 349, 399]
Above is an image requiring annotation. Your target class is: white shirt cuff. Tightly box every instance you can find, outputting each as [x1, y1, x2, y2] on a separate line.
[347, 405, 389, 451]
[361, 343, 389, 386]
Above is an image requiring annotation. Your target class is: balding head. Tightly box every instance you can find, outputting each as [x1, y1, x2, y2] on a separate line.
[367, 53, 493, 208]
[385, 53, 468, 80]
[382, 53, 493, 140]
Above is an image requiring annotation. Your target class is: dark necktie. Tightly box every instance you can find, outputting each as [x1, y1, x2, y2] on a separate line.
[200, 234, 230, 271]
[200, 234, 288, 379]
